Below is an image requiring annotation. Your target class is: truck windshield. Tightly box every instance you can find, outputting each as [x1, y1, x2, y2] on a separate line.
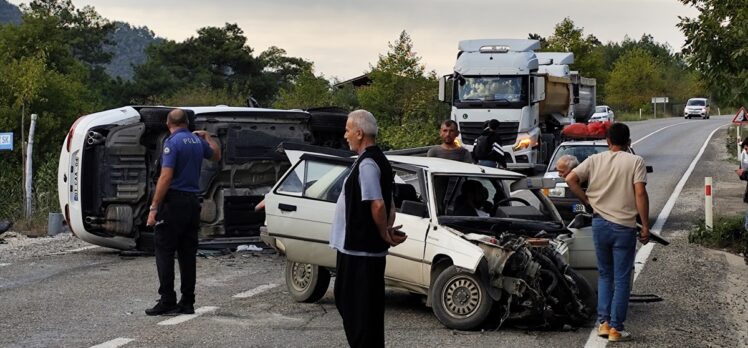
[455, 76, 528, 108]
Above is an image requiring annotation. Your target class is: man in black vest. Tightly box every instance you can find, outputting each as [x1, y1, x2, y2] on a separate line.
[330, 109, 407, 347]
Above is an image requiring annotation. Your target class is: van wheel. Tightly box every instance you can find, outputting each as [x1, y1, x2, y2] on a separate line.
[432, 266, 493, 330]
[285, 260, 330, 303]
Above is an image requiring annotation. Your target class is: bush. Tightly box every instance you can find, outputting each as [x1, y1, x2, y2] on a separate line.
[0, 151, 60, 235]
[688, 215, 748, 254]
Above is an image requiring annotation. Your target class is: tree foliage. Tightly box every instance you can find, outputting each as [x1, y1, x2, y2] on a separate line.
[539, 18, 604, 79]
[678, 0, 748, 106]
[132, 24, 311, 107]
[605, 48, 666, 111]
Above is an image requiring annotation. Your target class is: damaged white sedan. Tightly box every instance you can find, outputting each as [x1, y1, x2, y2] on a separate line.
[261, 150, 597, 330]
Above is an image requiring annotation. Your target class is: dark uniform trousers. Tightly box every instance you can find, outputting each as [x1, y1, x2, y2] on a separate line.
[334, 250, 386, 348]
[155, 190, 201, 305]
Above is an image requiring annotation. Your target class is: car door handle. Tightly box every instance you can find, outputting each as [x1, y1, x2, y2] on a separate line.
[278, 203, 297, 212]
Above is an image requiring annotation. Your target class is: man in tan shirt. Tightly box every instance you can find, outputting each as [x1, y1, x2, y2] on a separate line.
[565, 122, 650, 342]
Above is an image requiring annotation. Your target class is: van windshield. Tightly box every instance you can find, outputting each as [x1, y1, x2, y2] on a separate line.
[687, 99, 706, 106]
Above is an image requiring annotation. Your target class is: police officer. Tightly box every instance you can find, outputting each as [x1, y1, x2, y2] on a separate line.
[146, 108, 220, 316]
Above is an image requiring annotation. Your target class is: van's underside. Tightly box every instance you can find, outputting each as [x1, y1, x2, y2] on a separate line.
[79, 107, 345, 250]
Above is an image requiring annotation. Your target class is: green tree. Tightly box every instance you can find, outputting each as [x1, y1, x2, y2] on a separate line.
[678, 0, 748, 106]
[273, 70, 335, 109]
[541, 18, 604, 79]
[605, 48, 665, 111]
[373, 30, 425, 78]
[132, 23, 311, 106]
[357, 31, 447, 148]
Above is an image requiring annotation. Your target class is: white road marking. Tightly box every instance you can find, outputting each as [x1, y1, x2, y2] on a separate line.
[0, 263, 10, 267]
[52, 245, 100, 255]
[233, 283, 279, 298]
[157, 306, 218, 326]
[66, 245, 100, 253]
[89, 337, 134, 348]
[631, 122, 690, 146]
[584, 123, 728, 348]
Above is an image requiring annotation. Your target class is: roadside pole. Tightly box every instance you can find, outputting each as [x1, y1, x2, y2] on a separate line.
[738, 126, 742, 158]
[25, 114, 37, 218]
[639, 108, 642, 120]
[705, 177, 713, 231]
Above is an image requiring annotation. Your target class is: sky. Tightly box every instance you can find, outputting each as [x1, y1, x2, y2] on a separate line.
[10, 0, 700, 81]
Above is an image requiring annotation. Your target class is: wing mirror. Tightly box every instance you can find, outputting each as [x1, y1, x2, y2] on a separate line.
[646, 165, 653, 173]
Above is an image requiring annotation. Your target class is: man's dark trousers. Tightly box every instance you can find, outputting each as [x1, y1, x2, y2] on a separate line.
[334, 250, 386, 348]
[155, 190, 201, 305]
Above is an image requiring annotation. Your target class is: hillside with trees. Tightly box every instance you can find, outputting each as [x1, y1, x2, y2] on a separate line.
[0, 0, 21, 24]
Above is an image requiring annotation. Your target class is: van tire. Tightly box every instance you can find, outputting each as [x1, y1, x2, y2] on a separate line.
[285, 260, 331, 303]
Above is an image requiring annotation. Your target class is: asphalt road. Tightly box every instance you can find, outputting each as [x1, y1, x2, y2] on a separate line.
[0, 115, 738, 348]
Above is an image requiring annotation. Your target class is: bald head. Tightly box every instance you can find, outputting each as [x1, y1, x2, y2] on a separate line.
[167, 109, 189, 128]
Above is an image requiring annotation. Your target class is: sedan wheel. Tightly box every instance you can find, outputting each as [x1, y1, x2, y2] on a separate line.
[432, 266, 493, 330]
[285, 260, 330, 303]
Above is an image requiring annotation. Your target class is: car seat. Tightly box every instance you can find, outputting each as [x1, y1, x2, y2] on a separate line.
[394, 183, 419, 209]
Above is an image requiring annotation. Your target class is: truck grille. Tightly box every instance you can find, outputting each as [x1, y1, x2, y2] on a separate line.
[459, 121, 519, 146]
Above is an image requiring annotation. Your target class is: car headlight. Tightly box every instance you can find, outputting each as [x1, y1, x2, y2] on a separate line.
[548, 187, 566, 197]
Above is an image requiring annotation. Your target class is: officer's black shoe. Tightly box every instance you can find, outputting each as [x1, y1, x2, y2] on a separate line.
[177, 300, 195, 314]
[145, 301, 179, 316]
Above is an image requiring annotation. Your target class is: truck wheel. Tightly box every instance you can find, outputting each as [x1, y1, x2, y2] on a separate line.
[566, 268, 597, 327]
[432, 266, 493, 330]
[285, 260, 330, 303]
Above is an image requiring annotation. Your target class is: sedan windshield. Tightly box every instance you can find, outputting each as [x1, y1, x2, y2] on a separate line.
[548, 145, 608, 171]
[595, 106, 607, 113]
[432, 175, 561, 225]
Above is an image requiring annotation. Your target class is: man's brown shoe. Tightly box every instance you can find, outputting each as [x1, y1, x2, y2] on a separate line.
[598, 321, 611, 338]
[608, 328, 632, 342]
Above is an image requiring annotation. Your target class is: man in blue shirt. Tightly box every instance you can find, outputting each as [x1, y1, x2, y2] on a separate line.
[146, 108, 220, 316]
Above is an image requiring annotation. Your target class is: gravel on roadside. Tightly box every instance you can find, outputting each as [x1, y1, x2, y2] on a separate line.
[0, 232, 92, 262]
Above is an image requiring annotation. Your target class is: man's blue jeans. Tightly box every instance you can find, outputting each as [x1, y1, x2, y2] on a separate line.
[592, 217, 637, 331]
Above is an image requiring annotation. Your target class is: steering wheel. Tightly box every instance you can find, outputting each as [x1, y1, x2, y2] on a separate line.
[496, 197, 532, 207]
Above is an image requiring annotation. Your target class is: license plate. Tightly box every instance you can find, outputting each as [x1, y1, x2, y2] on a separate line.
[571, 203, 587, 213]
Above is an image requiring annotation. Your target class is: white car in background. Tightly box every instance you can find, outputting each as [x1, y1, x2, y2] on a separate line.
[261, 148, 599, 330]
[589, 105, 614, 123]
[684, 98, 710, 119]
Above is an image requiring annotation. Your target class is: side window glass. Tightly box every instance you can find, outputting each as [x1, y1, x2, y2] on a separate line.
[303, 161, 350, 203]
[276, 161, 305, 196]
[393, 168, 423, 213]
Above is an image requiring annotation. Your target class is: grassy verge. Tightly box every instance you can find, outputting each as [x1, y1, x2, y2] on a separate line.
[726, 124, 748, 163]
[689, 215, 748, 254]
[0, 152, 61, 237]
[616, 112, 678, 122]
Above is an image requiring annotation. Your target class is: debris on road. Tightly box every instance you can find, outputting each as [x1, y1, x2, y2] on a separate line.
[236, 244, 263, 252]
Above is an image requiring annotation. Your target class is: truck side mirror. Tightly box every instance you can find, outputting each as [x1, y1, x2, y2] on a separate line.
[438, 75, 452, 103]
[532, 76, 546, 103]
